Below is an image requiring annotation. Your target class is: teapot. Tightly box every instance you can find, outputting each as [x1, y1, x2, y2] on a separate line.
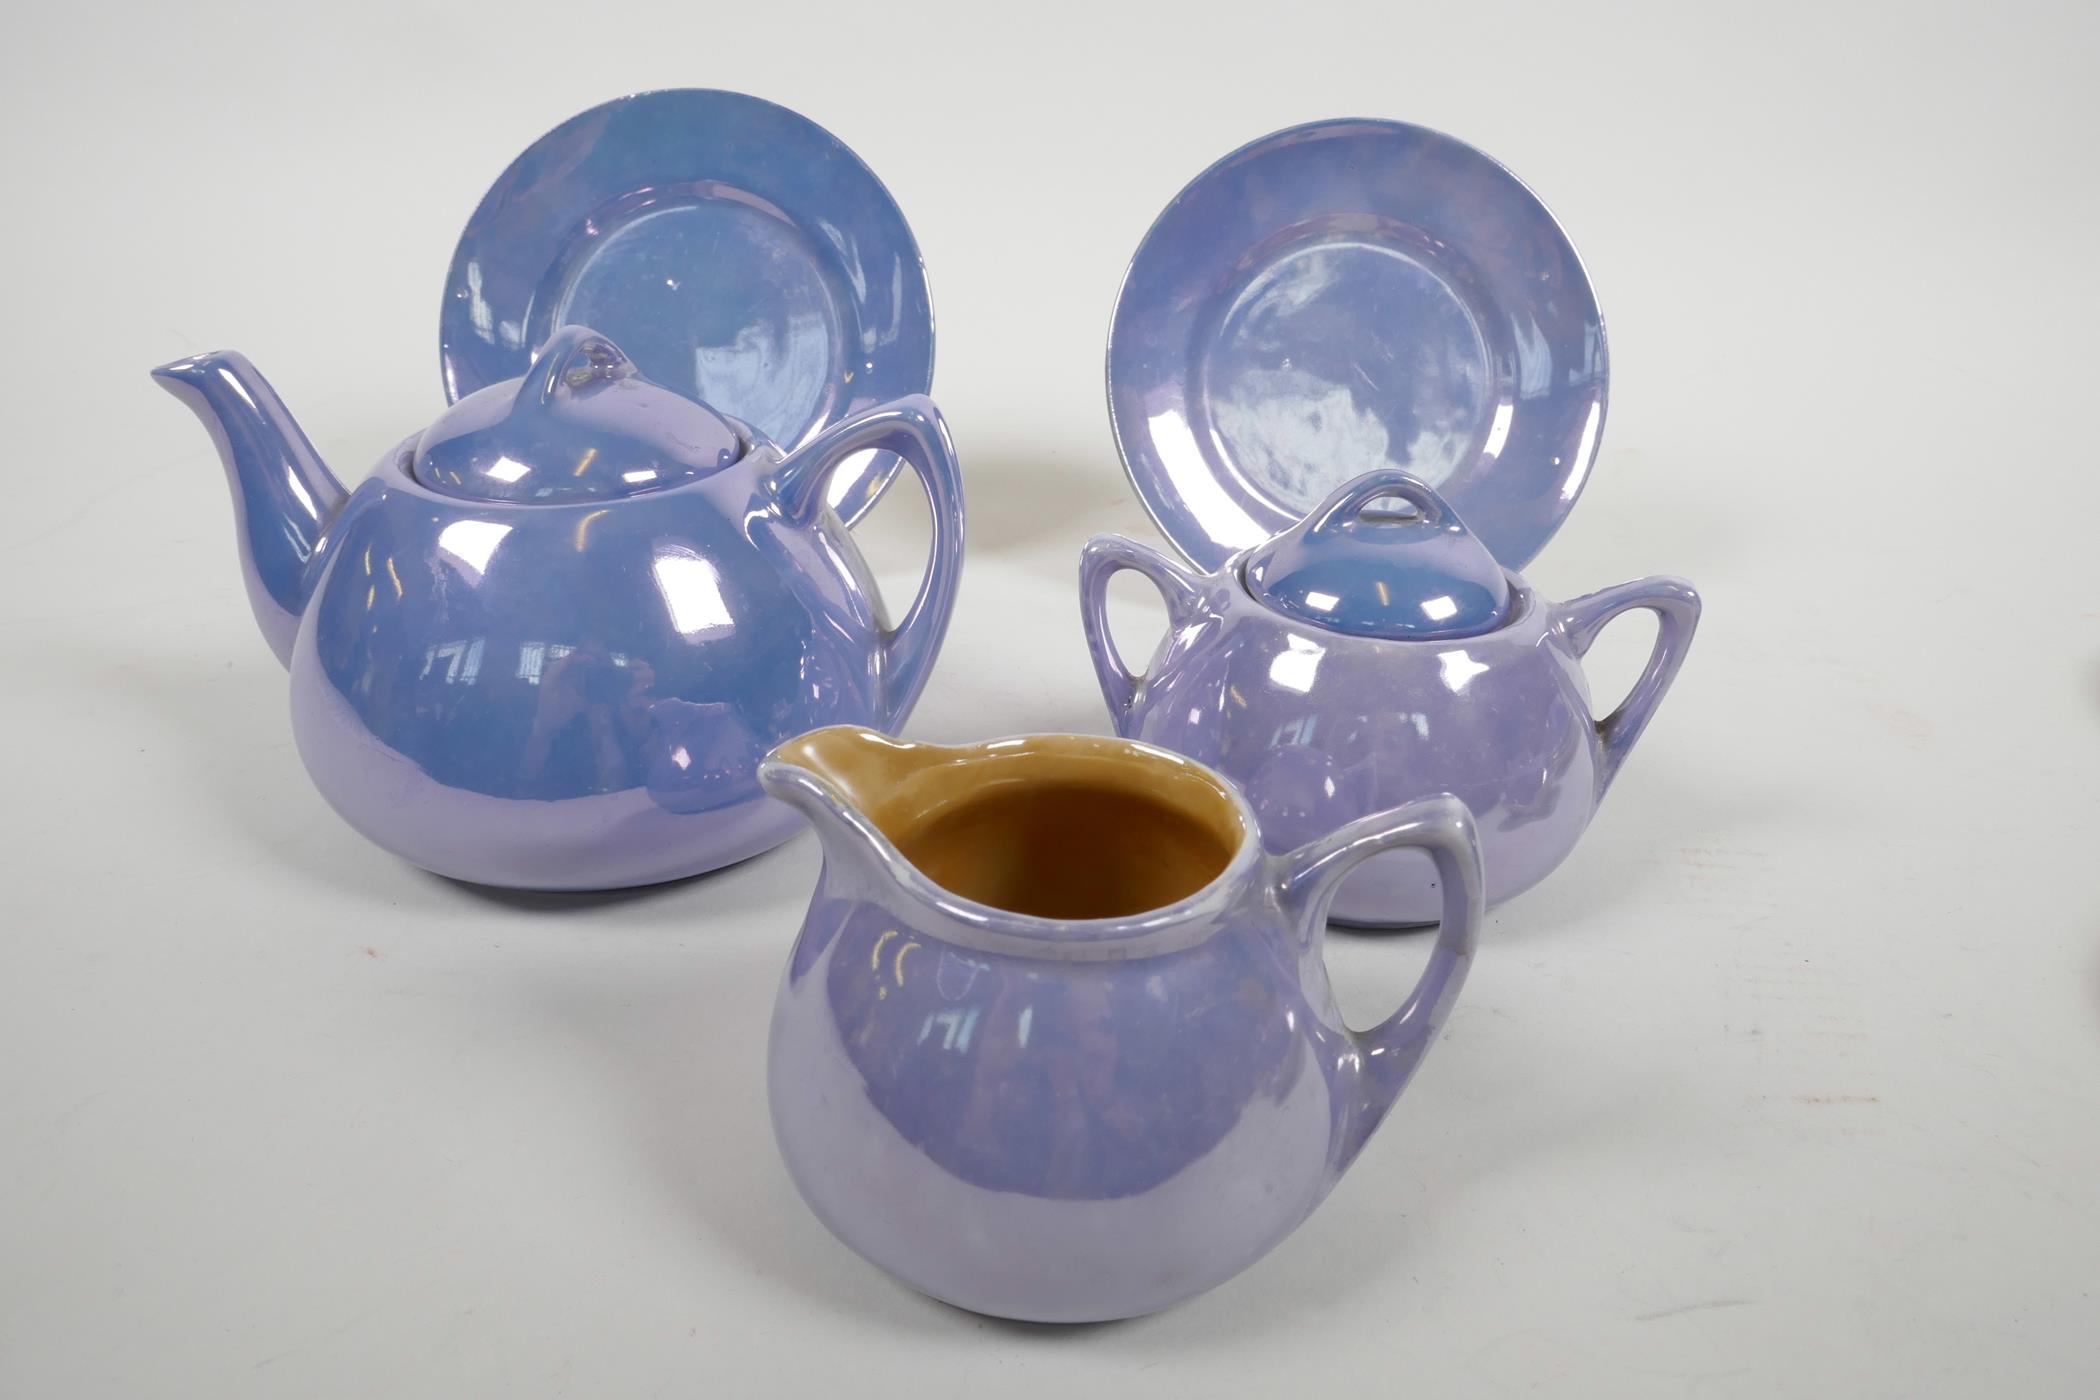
[152, 326, 964, 889]
[758, 724, 1481, 1322]
[1080, 470, 1699, 926]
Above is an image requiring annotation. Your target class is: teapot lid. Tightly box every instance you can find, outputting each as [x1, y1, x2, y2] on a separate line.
[1241, 470, 1511, 639]
[410, 326, 744, 502]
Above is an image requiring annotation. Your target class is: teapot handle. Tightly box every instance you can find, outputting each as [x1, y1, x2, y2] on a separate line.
[1557, 577, 1702, 798]
[771, 396, 966, 718]
[1076, 535, 1209, 729]
[1275, 794, 1482, 1168]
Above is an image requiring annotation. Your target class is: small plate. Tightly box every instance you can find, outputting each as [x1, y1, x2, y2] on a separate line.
[441, 89, 933, 525]
[1107, 119, 1606, 570]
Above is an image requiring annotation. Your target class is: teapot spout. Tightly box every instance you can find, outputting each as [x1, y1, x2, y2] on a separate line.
[151, 351, 349, 666]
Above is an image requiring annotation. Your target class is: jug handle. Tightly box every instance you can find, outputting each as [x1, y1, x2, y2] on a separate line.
[1275, 794, 1482, 1166]
[771, 396, 966, 718]
[1076, 535, 1208, 727]
[1557, 577, 1702, 798]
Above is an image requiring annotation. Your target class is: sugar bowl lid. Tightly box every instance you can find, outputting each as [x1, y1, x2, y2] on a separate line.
[1242, 471, 1511, 639]
[411, 326, 744, 503]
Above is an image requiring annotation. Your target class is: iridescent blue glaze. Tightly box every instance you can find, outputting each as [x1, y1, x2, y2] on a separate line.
[1081, 477, 1697, 926]
[441, 89, 935, 527]
[1108, 118, 1606, 572]
[1242, 470, 1510, 639]
[153, 329, 963, 890]
[760, 727, 1481, 1323]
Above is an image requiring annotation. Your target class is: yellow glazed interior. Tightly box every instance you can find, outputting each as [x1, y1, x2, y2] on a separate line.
[771, 730, 1246, 920]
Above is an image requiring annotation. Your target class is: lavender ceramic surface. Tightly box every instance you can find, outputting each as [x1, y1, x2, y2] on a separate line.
[152, 328, 963, 890]
[1107, 118, 1606, 572]
[1242, 471, 1510, 639]
[1079, 475, 1698, 926]
[441, 89, 934, 526]
[759, 727, 1481, 1323]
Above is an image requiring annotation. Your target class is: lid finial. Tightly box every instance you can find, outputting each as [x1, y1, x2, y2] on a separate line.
[408, 325, 744, 503]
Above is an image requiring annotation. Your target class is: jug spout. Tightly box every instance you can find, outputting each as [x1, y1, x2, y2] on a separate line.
[151, 351, 349, 666]
[758, 726, 935, 887]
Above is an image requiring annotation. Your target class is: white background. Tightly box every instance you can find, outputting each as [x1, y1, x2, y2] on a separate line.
[3, 1, 2095, 1394]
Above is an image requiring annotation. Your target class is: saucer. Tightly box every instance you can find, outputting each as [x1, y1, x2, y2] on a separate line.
[1107, 119, 1606, 570]
[440, 89, 933, 525]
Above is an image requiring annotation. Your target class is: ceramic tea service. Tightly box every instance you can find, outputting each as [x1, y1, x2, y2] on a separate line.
[150, 94, 1701, 1323]
[1080, 469, 1700, 925]
[760, 726, 1481, 1322]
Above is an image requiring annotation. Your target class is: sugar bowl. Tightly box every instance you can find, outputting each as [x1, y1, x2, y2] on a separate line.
[1080, 470, 1699, 925]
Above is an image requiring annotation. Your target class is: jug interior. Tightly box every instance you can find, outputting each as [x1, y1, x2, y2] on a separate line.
[894, 780, 1237, 920]
[785, 732, 1246, 921]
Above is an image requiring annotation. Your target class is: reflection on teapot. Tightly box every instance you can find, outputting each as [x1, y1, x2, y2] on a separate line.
[758, 725, 1482, 1322]
[153, 326, 965, 889]
[643, 698, 765, 816]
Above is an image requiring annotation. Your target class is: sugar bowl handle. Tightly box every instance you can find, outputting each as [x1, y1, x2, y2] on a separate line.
[1275, 794, 1482, 1167]
[771, 395, 966, 718]
[1558, 577, 1702, 797]
[1077, 535, 1208, 727]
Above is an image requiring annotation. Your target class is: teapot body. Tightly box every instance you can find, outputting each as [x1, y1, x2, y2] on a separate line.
[759, 728, 1481, 1322]
[154, 327, 965, 891]
[285, 443, 925, 889]
[1082, 538, 1699, 925]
